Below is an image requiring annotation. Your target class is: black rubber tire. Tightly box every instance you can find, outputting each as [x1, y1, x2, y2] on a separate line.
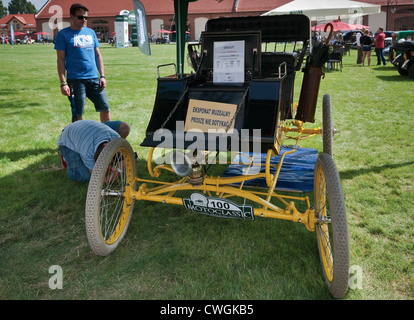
[408, 62, 414, 79]
[322, 94, 333, 156]
[314, 153, 349, 298]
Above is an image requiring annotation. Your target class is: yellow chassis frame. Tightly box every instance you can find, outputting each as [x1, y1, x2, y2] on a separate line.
[282, 120, 322, 146]
[127, 146, 318, 232]
[281, 103, 322, 146]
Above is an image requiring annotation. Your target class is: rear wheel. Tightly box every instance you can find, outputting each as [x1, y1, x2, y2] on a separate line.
[397, 59, 409, 76]
[85, 138, 136, 256]
[408, 62, 414, 79]
[314, 153, 349, 298]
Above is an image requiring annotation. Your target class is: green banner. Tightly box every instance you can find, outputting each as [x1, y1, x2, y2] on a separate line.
[132, 0, 151, 56]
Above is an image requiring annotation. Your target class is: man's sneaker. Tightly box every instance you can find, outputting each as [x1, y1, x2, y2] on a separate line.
[59, 151, 67, 169]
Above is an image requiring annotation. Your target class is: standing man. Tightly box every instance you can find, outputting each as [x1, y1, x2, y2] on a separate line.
[374, 27, 386, 66]
[55, 3, 111, 122]
[356, 28, 365, 65]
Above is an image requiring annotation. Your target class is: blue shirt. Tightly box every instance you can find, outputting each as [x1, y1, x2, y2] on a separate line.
[54, 27, 100, 79]
[57, 120, 120, 170]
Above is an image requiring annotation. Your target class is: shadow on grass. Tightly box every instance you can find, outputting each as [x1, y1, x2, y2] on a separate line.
[0, 148, 57, 162]
[0, 99, 42, 110]
[0, 154, 93, 298]
[340, 160, 414, 180]
[0, 153, 88, 219]
[370, 64, 397, 70]
[376, 75, 413, 81]
[0, 89, 21, 96]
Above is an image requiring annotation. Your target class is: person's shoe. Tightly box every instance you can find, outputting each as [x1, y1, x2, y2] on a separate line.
[59, 151, 67, 169]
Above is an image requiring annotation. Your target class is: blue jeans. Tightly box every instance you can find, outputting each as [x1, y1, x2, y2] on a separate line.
[58, 146, 91, 182]
[375, 48, 386, 65]
[67, 78, 110, 117]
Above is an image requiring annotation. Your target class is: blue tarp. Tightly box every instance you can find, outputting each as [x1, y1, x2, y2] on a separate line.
[222, 147, 318, 192]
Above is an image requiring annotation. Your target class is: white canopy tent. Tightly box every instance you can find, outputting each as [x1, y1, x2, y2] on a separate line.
[262, 0, 381, 22]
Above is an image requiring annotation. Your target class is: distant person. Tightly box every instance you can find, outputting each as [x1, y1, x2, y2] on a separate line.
[391, 32, 397, 46]
[316, 32, 321, 43]
[374, 27, 386, 66]
[361, 30, 372, 66]
[58, 120, 130, 182]
[356, 28, 365, 64]
[336, 31, 343, 44]
[54, 3, 111, 123]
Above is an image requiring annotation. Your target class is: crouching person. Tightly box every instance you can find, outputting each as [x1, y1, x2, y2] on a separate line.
[58, 119, 130, 182]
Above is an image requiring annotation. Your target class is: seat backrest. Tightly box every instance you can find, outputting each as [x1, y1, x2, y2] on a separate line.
[205, 15, 310, 72]
[200, 31, 261, 83]
[205, 15, 310, 43]
[330, 51, 342, 60]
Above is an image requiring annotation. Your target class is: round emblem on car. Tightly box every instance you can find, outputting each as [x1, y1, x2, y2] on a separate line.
[190, 193, 208, 206]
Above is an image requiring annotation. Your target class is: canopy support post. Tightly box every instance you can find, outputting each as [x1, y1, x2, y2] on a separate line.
[174, 0, 195, 75]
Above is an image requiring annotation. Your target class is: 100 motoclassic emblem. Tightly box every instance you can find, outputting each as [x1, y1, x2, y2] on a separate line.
[183, 193, 254, 220]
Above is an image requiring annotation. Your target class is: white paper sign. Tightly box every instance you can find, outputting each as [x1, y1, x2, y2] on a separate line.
[213, 40, 245, 83]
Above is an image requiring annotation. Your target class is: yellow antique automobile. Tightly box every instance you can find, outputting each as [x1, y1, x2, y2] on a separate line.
[85, 1, 349, 299]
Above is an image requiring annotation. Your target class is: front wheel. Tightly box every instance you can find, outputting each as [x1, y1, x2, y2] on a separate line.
[85, 138, 136, 256]
[314, 153, 349, 298]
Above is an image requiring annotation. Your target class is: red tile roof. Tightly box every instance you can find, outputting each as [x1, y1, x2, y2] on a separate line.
[357, 0, 413, 4]
[36, 0, 288, 19]
[35, 0, 414, 20]
[236, 0, 289, 12]
[36, 0, 175, 18]
[0, 14, 36, 29]
[187, 0, 236, 13]
[0, 16, 11, 26]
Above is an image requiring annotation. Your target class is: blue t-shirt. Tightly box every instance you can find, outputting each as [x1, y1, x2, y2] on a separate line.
[57, 120, 120, 170]
[54, 27, 100, 79]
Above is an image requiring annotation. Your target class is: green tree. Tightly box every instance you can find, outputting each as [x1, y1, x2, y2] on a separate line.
[8, 0, 37, 14]
[0, 1, 8, 18]
[26, 1, 36, 13]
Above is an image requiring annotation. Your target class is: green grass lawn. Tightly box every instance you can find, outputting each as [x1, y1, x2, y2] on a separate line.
[0, 42, 413, 300]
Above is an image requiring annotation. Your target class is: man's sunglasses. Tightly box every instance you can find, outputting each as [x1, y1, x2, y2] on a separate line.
[76, 15, 88, 20]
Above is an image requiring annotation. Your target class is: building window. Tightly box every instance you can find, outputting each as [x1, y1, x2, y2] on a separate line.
[93, 26, 109, 42]
[92, 20, 108, 24]
[395, 17, 414, 31]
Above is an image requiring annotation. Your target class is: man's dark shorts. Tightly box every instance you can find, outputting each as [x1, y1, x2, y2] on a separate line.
[67, 78, 110, 117]
[104, 120, 122, 133]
